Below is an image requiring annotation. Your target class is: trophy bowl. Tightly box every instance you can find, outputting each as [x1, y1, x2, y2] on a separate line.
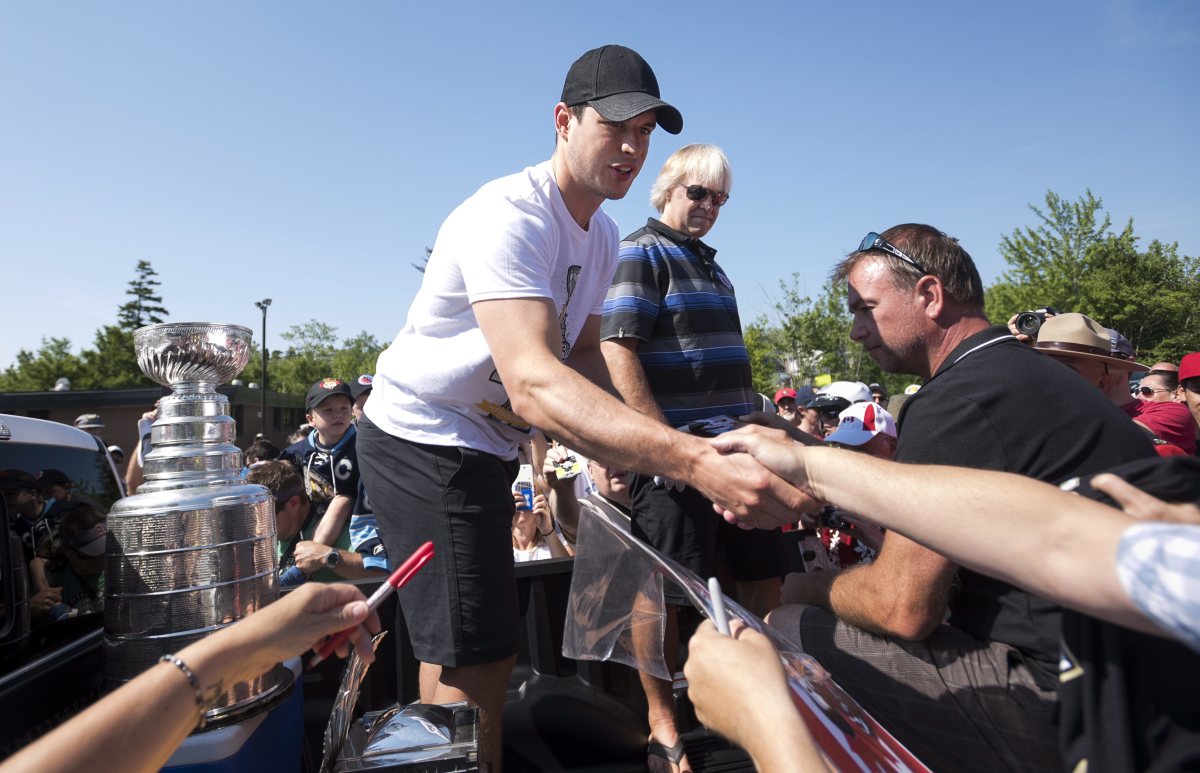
[134, 322, 253, 387]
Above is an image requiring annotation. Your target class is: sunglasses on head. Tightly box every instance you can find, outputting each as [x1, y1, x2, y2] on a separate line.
[858, 232, 928, 275]
[681, 184, 729, 207]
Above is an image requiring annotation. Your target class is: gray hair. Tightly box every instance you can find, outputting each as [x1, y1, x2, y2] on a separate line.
[649, 144, 732, 213]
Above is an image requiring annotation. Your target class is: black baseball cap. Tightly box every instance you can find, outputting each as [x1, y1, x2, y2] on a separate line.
[0, 469, 38, 493]
[306, 378, 353, 410]
[561, 45, 683, 134]
[350, 374, 374, 400]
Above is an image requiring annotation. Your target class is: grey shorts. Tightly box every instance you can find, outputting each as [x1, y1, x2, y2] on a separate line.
[789, 606, 1062, 773]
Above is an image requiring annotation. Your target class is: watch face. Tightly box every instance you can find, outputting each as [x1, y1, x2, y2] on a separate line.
[324, 549, 341, 567]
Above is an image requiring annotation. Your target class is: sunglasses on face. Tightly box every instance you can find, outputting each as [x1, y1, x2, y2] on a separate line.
[681, 184, 729, 207]
[858, 232, 928, 275]
[1137, 385, 1171, 397]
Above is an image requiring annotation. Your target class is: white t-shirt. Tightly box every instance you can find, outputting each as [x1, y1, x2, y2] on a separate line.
[368, 161, 619, 458]
[512, 544, 554, 563]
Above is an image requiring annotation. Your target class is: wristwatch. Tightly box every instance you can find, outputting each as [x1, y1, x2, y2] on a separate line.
[323, 549, 342, 569]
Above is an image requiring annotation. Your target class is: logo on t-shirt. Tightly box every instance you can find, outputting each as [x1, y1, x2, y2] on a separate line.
[558, 265, 581, 359]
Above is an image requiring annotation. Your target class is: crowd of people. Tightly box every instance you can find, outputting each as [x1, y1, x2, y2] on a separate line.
[5, 41, 1199, 773]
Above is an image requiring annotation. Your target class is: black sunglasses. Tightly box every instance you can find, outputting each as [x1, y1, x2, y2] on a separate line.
[1137, 385, 1171, 397]
[681, 184, 729, 207]
[858, 232, 928, 275]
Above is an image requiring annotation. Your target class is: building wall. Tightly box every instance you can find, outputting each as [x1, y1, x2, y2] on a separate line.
[0, 387, 305, 465]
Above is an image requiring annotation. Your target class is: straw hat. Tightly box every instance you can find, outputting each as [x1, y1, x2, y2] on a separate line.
[1033, 313, 1150, 370]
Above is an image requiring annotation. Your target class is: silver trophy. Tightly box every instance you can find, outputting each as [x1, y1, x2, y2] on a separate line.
[105, 322, 289, 727]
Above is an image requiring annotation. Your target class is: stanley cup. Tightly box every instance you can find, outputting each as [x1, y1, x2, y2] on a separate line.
[104, 322, 288, 727]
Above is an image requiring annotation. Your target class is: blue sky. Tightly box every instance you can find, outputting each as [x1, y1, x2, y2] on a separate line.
[2, 1, 1197, 372]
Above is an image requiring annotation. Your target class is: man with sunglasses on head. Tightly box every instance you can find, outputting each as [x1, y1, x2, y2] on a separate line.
[601, 144, 790, 772]
[768, 224, 1155, 772]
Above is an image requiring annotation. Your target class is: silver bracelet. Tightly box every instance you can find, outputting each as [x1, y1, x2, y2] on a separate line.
[159, 653, 208, 729]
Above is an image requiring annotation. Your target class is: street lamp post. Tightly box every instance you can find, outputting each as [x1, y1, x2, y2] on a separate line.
[254, 298, 272, 437]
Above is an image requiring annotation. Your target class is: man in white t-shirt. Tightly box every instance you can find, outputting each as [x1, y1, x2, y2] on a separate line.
[358, 44, 812, 771]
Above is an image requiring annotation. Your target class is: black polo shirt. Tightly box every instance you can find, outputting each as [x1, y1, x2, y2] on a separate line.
[895, 325, 1155, 687]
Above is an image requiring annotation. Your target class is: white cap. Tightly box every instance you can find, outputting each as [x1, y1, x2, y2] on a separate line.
[824, 402, 898, 447]
[820, 381, 873, 404]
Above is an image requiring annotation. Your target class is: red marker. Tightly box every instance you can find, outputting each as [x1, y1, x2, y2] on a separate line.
[307, 540, 434, 668]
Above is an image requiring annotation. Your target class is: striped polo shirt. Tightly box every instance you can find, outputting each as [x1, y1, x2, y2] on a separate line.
[601, 218, 754, 425]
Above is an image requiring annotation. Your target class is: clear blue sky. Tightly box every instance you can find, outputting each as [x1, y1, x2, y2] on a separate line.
[2, 1, 1197, 371]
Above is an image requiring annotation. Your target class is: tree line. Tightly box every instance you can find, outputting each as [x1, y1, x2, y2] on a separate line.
[744, 190, 1199, 396]
[2, 191, 1196, 397]
[0, 261, 385, 395]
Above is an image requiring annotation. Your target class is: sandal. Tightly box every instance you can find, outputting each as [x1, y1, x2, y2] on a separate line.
[647, 737, 686, 769]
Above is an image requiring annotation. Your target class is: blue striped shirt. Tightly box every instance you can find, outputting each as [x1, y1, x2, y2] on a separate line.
[601, 219, 753, 425]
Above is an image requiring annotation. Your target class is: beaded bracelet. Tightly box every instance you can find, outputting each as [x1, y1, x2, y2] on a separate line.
[159, 653, 208, 729]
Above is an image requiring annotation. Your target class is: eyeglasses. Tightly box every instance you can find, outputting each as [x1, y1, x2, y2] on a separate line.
[681, 184, 729, 207]
[858, 232, 928, 275]
[1137, 386, 1172, 397]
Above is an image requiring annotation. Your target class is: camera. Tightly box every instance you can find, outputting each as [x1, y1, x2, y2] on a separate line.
[1014, 307, 1059, 337]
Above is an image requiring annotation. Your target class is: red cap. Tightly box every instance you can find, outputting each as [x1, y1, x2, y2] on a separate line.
[774, 387, 798, 404]
[1180, 352, 1200, 382]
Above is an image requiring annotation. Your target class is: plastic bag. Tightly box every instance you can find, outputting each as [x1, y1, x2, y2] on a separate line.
[563, 493, 928, 771]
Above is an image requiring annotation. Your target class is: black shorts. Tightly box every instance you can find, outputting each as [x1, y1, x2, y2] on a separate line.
[356, 418, 519, 667]
[627, 473, 788, 605]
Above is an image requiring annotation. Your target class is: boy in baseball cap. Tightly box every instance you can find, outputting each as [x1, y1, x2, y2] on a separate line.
[280, 379, 359, 551]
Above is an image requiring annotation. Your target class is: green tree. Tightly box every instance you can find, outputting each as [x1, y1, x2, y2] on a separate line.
[745, 277, 912, 398]
[0, 338, 83, 391]
[985, 190, 1200, 362]
[116, 260, 170, 331]
[332, 331, 385, 383]
[272, 321, 340, 395]
[743, 316, 785, 396]
[76, 326, 154, 389]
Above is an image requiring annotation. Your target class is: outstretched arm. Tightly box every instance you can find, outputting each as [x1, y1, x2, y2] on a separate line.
[1, 584, 379, 773]
[713, 432, 1175, 638]
[472, 297, 819, 524]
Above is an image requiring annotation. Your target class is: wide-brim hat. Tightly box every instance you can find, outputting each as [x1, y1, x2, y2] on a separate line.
[1034, 313, 1150, 370]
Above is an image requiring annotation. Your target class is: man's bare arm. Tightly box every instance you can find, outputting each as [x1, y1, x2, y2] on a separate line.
[312, 494, 353, 546]
[564, 315, 617, 396]
[715, 433, 1165, 637]
[471, 297, 819, 523]
[600, 337, 670, 425]
[781, 531, 956, 640]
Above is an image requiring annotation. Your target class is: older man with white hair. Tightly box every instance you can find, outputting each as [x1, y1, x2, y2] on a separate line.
[601, 143, 789, 772]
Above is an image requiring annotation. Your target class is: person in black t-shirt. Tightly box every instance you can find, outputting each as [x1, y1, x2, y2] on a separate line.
[768, 224, 1155, 773]
[706, 440, 1199, 772]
